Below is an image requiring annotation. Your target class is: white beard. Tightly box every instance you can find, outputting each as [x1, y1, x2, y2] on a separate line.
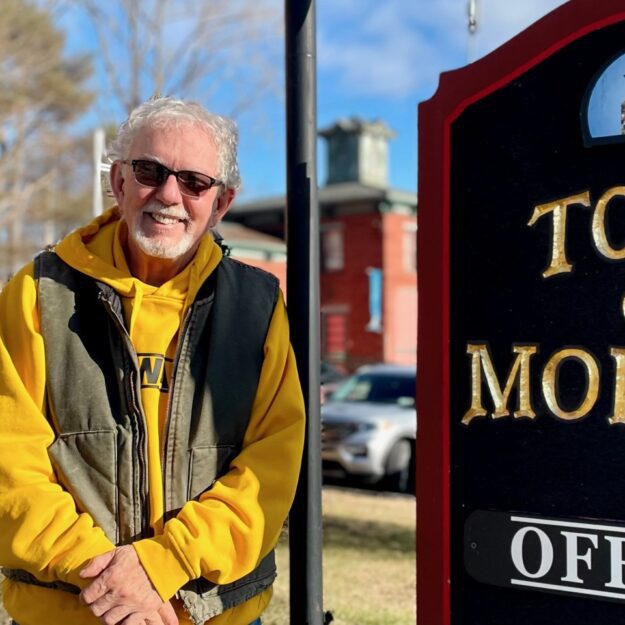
[132, 228, 196, 259]
[129, 201, 197, 260]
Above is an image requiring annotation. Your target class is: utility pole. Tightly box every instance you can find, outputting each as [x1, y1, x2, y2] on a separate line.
[92, 128, 106, 217]
[285, 1, 325, 624]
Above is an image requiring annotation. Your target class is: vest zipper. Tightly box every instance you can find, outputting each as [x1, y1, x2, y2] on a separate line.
[161, 306, 193, 522]
[99, 294, 151, 539]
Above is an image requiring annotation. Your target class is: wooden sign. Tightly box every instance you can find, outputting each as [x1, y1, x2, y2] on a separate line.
[417, 2, 625, 623]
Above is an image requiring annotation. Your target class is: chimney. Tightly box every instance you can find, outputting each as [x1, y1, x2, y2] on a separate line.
[319, 117, 395, 187]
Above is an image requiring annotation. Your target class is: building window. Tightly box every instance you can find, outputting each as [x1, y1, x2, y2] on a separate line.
[366, 267, 383, 333]
[321, 224, 344, 272]
[403, 223, 417, 273]
[322, 311, 348, 362]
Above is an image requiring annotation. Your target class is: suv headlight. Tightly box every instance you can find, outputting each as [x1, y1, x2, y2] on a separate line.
[354, 422, 377, 432]
[344, 443, 368, 457]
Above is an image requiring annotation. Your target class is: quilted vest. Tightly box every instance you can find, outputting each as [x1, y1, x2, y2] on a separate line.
[3, 250, 279, 625]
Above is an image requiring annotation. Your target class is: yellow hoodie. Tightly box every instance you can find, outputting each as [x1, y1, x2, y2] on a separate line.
[0, 208, 305, 625]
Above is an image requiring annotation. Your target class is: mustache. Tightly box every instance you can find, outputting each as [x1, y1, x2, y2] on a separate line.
[143, 201, 189, 220]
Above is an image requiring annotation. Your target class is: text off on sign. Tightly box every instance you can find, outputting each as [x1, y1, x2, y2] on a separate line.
[465, 511, 625, 603]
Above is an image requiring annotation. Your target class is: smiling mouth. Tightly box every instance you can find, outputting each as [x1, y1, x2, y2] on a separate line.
[146, 212, 186, 226]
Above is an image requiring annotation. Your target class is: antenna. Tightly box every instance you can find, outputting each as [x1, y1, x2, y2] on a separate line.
[621, 75, 625, 135]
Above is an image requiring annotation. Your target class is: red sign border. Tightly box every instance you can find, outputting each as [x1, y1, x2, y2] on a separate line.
[416, 2, 625, 623]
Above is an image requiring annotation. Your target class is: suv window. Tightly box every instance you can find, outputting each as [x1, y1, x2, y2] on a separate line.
[332, 372, 416, 404]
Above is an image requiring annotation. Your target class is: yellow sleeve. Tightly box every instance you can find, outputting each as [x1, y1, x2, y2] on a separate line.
[0, 264, 116, 588]
[134, 290, 305, 601]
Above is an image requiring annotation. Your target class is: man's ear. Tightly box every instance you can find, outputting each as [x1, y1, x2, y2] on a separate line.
[209, 188, 236, 228]
[110, 161, 126, 204]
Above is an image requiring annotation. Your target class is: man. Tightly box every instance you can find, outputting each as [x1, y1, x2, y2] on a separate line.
[0, 96, 305, 625]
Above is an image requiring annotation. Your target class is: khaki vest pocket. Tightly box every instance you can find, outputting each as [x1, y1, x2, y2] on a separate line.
[48, 430, 119, 543]
[187, 445, 237, 501]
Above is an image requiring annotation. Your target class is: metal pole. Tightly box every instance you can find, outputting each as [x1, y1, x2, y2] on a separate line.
[285, 1, 323, 624]
[467, 0, 479, 63]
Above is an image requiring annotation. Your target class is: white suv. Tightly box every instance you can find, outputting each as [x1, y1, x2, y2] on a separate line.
[321, 363, 416, 492]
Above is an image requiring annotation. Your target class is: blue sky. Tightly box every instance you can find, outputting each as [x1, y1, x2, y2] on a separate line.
[57, 0, 571, 200]
[314, 0, 568, 197]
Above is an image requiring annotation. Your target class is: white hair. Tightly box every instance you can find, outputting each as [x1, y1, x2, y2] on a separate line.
[107, 96, 241, 190]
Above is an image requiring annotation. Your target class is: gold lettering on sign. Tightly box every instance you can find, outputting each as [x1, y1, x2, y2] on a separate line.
[592, 186, 625, 260]
[542, 348, 600, 421]
[528, 192, 591, 278]
[609, 348, 625, 424]
[462, 343, 538, 425]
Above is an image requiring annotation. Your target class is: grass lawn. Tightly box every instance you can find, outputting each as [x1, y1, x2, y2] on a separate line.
[264, 486, 416, 625]
[0, 486, 416, 625]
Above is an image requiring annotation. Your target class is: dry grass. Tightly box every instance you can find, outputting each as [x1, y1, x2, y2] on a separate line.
[264, 486, 416, 625]
[0, 575, 7, 625]
[0, 486, 416, 625]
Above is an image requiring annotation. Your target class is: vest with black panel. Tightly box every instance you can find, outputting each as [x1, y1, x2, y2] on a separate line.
[2, 250, 279, 625]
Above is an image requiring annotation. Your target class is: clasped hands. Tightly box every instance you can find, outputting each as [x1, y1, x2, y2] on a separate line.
[79, 545, 179, 625]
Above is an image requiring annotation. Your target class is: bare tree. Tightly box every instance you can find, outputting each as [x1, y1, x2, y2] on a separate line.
[67, 0, 283, 117]
[0, 0, 93, 276]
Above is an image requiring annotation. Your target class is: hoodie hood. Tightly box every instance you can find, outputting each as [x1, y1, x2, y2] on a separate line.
[55, 206, 223, 309]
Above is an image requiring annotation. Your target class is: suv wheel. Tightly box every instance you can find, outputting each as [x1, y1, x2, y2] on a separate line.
[384, 439, 412, 493]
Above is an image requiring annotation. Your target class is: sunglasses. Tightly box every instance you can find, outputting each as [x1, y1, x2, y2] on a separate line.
[122, 159, 222, 198]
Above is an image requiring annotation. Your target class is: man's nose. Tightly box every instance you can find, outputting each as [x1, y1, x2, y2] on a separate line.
[155, 173, 183, 204]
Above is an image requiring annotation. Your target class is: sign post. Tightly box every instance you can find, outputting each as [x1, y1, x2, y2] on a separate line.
[418, 2, 625, 623]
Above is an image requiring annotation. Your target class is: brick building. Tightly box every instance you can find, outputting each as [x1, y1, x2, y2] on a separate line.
[227, 118, 417, 371]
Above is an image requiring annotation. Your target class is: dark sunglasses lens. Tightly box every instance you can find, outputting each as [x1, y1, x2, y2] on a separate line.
[133, 160, 164, 187]
[178, 171, 212, 196]
[131, 160, 216, 196]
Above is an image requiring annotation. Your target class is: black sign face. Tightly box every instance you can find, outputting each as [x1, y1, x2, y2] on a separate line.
[465, 511, 625, 605]
[451, 21, 625, 624]
[417, 3, 625, 625]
